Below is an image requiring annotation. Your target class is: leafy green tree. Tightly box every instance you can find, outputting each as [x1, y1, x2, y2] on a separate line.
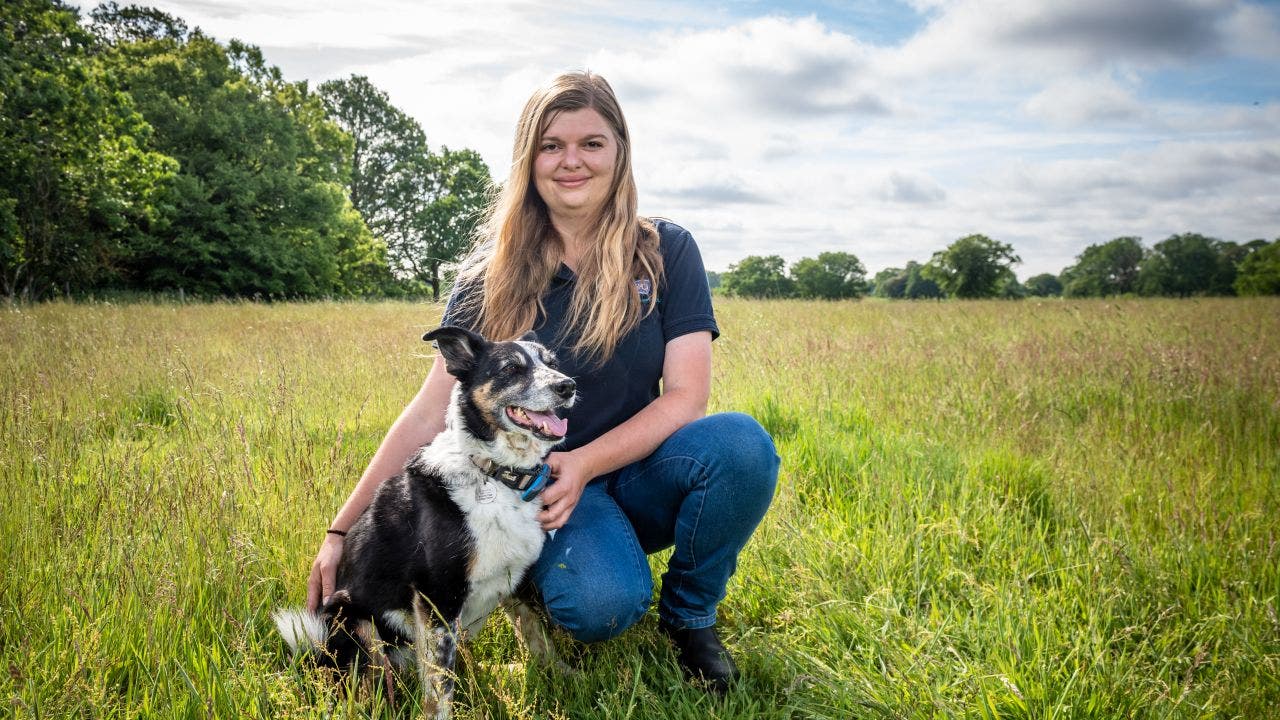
[0, 0, 174, 299]
[721, 255, 793, 298]
[1136, 233, 1226, 297]
[998, 276, 1028, 299]
[790, 251, 866, 299]
[1024, 273, 1063, 297]
[90, 5, 386, 297]
[1060, 236, 1144, 297]
[410, 147, 492, 300]
[1234, 239, 1280, 296]
[318, 76, 426, 268]
[319, 77, 491, 299]
[922, 234, 1020, 299]
[872, 267, 906, 298]
[871, 262, 939, 299]
[902, 261, 942, 299]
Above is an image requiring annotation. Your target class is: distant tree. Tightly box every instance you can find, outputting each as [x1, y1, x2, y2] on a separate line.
[870, 262, 939, 299]
[1060, 236, 1144, 297]
[872, 267, 905, 298]
[721, 255, 793, 298]
[790, 251, 866, 299]
[998, 276, 1028, 299]
[902, 261, 942, 299]
[1234, 239, 1280, 296]
[1136, 233, 1225, 297]
[1024, 273, 1063, 297]
[1208, 239, 1268, 296]
[1, 0, 175, 300]
[706, 270, 721, 291]
[922, 234, 1020, 299]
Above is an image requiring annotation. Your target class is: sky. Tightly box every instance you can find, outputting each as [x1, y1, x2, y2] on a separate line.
[74, 0, 1280, 277]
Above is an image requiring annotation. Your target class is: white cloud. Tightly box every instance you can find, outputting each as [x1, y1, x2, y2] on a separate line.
[1023, 75, 1147, 127]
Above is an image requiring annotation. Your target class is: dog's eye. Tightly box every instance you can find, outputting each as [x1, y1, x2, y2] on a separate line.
[502, 363, 522, 375]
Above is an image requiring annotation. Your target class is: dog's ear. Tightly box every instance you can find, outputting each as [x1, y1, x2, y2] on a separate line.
[423, 325, 487, 379]
[518, 330, 539, 344]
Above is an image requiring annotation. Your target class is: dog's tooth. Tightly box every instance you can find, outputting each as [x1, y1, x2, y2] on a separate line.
[539, 421, 549, 434]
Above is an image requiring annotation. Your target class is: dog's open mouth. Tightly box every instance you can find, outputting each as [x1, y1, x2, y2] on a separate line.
[506, 406, 569, 441]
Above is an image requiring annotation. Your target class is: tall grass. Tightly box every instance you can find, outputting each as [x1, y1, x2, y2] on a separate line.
[2, 297, 1277, 718]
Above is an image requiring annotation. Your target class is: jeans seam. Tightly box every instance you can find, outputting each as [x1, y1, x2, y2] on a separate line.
[617, 454, 712, 622]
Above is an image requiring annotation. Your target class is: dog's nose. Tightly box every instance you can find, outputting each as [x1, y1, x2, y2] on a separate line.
[553, 378, 576, 399]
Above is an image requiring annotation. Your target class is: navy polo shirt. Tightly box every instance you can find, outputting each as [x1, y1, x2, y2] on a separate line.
[441, 219, 718, 452]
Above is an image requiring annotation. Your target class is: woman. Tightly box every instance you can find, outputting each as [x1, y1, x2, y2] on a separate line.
[307, 71, 779, 694]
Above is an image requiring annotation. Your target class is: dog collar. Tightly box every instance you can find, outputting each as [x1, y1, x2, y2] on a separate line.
[471, 458, 551, 502]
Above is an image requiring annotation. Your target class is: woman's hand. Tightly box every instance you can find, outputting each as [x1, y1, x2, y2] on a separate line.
[305, 534, 345, 611]
[538, 450, 594, 530]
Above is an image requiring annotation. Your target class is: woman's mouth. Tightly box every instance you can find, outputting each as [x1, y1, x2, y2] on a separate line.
[556, 176, 588, 188]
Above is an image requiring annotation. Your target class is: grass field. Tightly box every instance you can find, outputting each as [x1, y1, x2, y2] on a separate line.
[2, 297, 1278, 719]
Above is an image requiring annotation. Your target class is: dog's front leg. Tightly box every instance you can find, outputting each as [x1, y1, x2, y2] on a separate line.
[412, 592, 460, 720]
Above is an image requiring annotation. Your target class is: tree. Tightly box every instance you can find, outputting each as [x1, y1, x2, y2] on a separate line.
[720, 255, 793, 298]
[410, 147, 492, 300]
[319, 76, 491, 299]
[790, 251, 866, 299]
[91, 5, 386, 297]
[872, 267, 906, 298]
[1234, 239, 1280, 295]
[871, 261, 939, 299]
[902, 261, 942, 299]
[318, 76, 426, 258]
[922, 234, 1020, 299]
[1136, 233, 1224, 297]
[1060, 236, 1144, 297]
[0, 0, 174, 299]
[1024, 273, 1063, 297]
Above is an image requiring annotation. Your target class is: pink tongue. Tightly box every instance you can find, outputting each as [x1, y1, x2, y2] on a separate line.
[524, 409, 568, 438]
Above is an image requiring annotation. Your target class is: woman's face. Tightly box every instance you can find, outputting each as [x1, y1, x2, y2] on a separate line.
[533, 107, 618, 223]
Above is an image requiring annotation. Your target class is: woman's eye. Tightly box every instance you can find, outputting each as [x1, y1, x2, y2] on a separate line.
[540, 142, 559, 152]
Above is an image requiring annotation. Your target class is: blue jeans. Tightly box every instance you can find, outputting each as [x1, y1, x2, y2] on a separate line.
[528, 412, 779, 642]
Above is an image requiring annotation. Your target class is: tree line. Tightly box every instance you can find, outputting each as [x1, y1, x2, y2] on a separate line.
[2, 1, 489, 301]
[717, 233, 1280, 300]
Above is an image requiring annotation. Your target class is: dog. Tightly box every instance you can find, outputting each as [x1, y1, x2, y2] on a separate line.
[273, 325, 575, 718]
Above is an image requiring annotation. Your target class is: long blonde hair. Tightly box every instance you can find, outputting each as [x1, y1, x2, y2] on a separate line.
[454, 71, 662, 363]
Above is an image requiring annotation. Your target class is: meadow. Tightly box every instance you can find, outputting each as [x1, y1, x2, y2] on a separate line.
[2, 297, 1277, 719]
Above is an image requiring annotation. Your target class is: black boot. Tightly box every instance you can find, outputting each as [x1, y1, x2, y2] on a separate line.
[659, 620, 739, 695]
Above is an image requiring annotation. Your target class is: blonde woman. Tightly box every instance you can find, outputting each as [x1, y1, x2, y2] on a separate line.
[307, 71, 778, 694]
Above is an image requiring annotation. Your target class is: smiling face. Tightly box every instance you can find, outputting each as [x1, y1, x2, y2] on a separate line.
[532, 107, 619, 223]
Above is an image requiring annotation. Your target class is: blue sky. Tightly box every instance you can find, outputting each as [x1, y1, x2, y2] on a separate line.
[73, 0, 1280, 278]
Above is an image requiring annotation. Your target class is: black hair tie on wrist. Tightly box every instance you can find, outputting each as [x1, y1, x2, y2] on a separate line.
[326, 529, 347, 537]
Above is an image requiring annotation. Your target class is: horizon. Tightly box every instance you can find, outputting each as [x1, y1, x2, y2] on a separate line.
[69, 0, 1280, 278]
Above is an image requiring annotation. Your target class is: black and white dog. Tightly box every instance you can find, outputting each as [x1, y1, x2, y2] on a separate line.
[274, 325, 575, 718]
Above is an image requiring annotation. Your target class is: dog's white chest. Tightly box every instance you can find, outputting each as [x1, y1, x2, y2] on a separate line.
[454, 485, 545, 631]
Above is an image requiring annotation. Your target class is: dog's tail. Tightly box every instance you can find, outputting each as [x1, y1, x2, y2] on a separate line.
[272, 591, 366, 670]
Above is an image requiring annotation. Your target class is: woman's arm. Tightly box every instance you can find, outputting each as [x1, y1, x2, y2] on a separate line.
[537, 330, 712, 530]
[306, 354, 456, 610]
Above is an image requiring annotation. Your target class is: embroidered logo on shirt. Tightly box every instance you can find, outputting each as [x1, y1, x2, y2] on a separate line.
[635, 277, 652, 304]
